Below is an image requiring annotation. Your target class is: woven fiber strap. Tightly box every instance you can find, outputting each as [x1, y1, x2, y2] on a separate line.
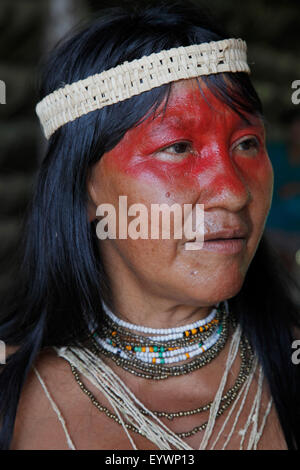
[36, 38, 250, 139]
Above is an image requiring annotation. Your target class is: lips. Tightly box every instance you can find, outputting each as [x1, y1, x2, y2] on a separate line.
[204, 227, 248, 242]
[199, 226, 249, 254]
[184, 225, 249, 254]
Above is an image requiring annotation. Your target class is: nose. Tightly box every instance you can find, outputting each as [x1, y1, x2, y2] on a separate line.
[197, 147, 251, 213]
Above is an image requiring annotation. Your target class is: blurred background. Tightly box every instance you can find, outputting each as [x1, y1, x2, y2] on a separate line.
[0, 0, 300, 306]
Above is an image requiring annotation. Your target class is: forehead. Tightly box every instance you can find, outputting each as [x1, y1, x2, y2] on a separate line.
[139, 78, 260, 133]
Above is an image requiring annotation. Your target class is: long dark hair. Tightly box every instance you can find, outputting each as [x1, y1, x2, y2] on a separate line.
[1, 1, 299, 450]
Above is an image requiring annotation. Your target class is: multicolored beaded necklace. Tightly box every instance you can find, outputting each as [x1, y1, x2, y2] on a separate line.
[69, 311, 255, 441]
[89, 302, 229, 380]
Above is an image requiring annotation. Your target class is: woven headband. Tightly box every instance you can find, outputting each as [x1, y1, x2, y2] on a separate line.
[36, 38, 250, 139]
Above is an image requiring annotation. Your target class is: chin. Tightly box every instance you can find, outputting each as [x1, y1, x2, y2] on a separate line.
[177, 267, 247, 307]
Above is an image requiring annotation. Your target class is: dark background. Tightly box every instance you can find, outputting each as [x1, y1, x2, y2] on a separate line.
[0, 0, 300, 304]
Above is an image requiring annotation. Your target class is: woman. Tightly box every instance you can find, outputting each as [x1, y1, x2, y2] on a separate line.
[1, 2, 299, 450]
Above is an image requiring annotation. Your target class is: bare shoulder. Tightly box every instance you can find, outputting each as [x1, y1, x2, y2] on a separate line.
[11, 348, 78, 450]
[10, 348, 141, 450]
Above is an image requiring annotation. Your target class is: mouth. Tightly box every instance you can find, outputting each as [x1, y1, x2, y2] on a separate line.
[185, 228, 248, 254]
[202, 237, 246, 254]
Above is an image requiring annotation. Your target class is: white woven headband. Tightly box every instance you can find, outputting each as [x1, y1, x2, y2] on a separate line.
[36, 38, 250, 139]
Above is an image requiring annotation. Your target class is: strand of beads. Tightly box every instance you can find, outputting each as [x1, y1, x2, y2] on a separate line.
[90, 304, 229, 380]
[141, 334, 254, 421]
[70, 328, 255, 439]
[99, 312, 219, 353]
[97, 324, 223, 365]
[101, 302, 219, 336]
[97, 304, 221, 351]
[92, 305, 222, 366]
[102, 311, 220, 344]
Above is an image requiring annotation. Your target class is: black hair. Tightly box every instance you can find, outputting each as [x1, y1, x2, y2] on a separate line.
[0, 1, 299, 450]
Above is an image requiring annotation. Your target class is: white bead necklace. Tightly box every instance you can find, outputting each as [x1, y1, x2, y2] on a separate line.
[92, 302, 226, 367]
[102, 301, 219, 335]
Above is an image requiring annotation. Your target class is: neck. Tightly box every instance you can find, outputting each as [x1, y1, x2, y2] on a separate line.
[104, 291, 217, 330]
[99, 243, 222, 330]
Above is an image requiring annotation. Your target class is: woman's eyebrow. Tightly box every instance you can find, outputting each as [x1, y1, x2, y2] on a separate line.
[234, 115, 265, 133]
[143, 117, 189, 137]
[232, 108, 264, 124]
[147, 114, 264, 135]
[149, 114, 204, 132]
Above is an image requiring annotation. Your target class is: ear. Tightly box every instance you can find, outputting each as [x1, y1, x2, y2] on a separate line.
[86, 169, 99, 223]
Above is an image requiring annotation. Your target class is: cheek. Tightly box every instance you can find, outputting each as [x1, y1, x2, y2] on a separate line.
[245, 153, 274, 210]
[105, 153, 195, 193]
[101, 141, 274, 216]
[102, 151, 198, 206]
[241, 154, 274, 241]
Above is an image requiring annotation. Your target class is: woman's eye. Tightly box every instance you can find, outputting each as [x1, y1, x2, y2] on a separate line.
[233, 137, 260, 157]
[154, 141, 192, 162]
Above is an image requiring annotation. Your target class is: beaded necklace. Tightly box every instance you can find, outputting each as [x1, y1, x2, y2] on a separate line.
[90, 303, 229, 380]
[70, 329, 254, 439]
[56, 323, 272, 450]
[102, 301, 219, 335]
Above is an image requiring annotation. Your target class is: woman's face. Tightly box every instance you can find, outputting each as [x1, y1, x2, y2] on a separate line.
[88, 78, 273, 308]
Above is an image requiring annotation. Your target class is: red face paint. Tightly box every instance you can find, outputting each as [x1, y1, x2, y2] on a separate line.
[90, 78, 274, 313]
[102, 79, 272, 211]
